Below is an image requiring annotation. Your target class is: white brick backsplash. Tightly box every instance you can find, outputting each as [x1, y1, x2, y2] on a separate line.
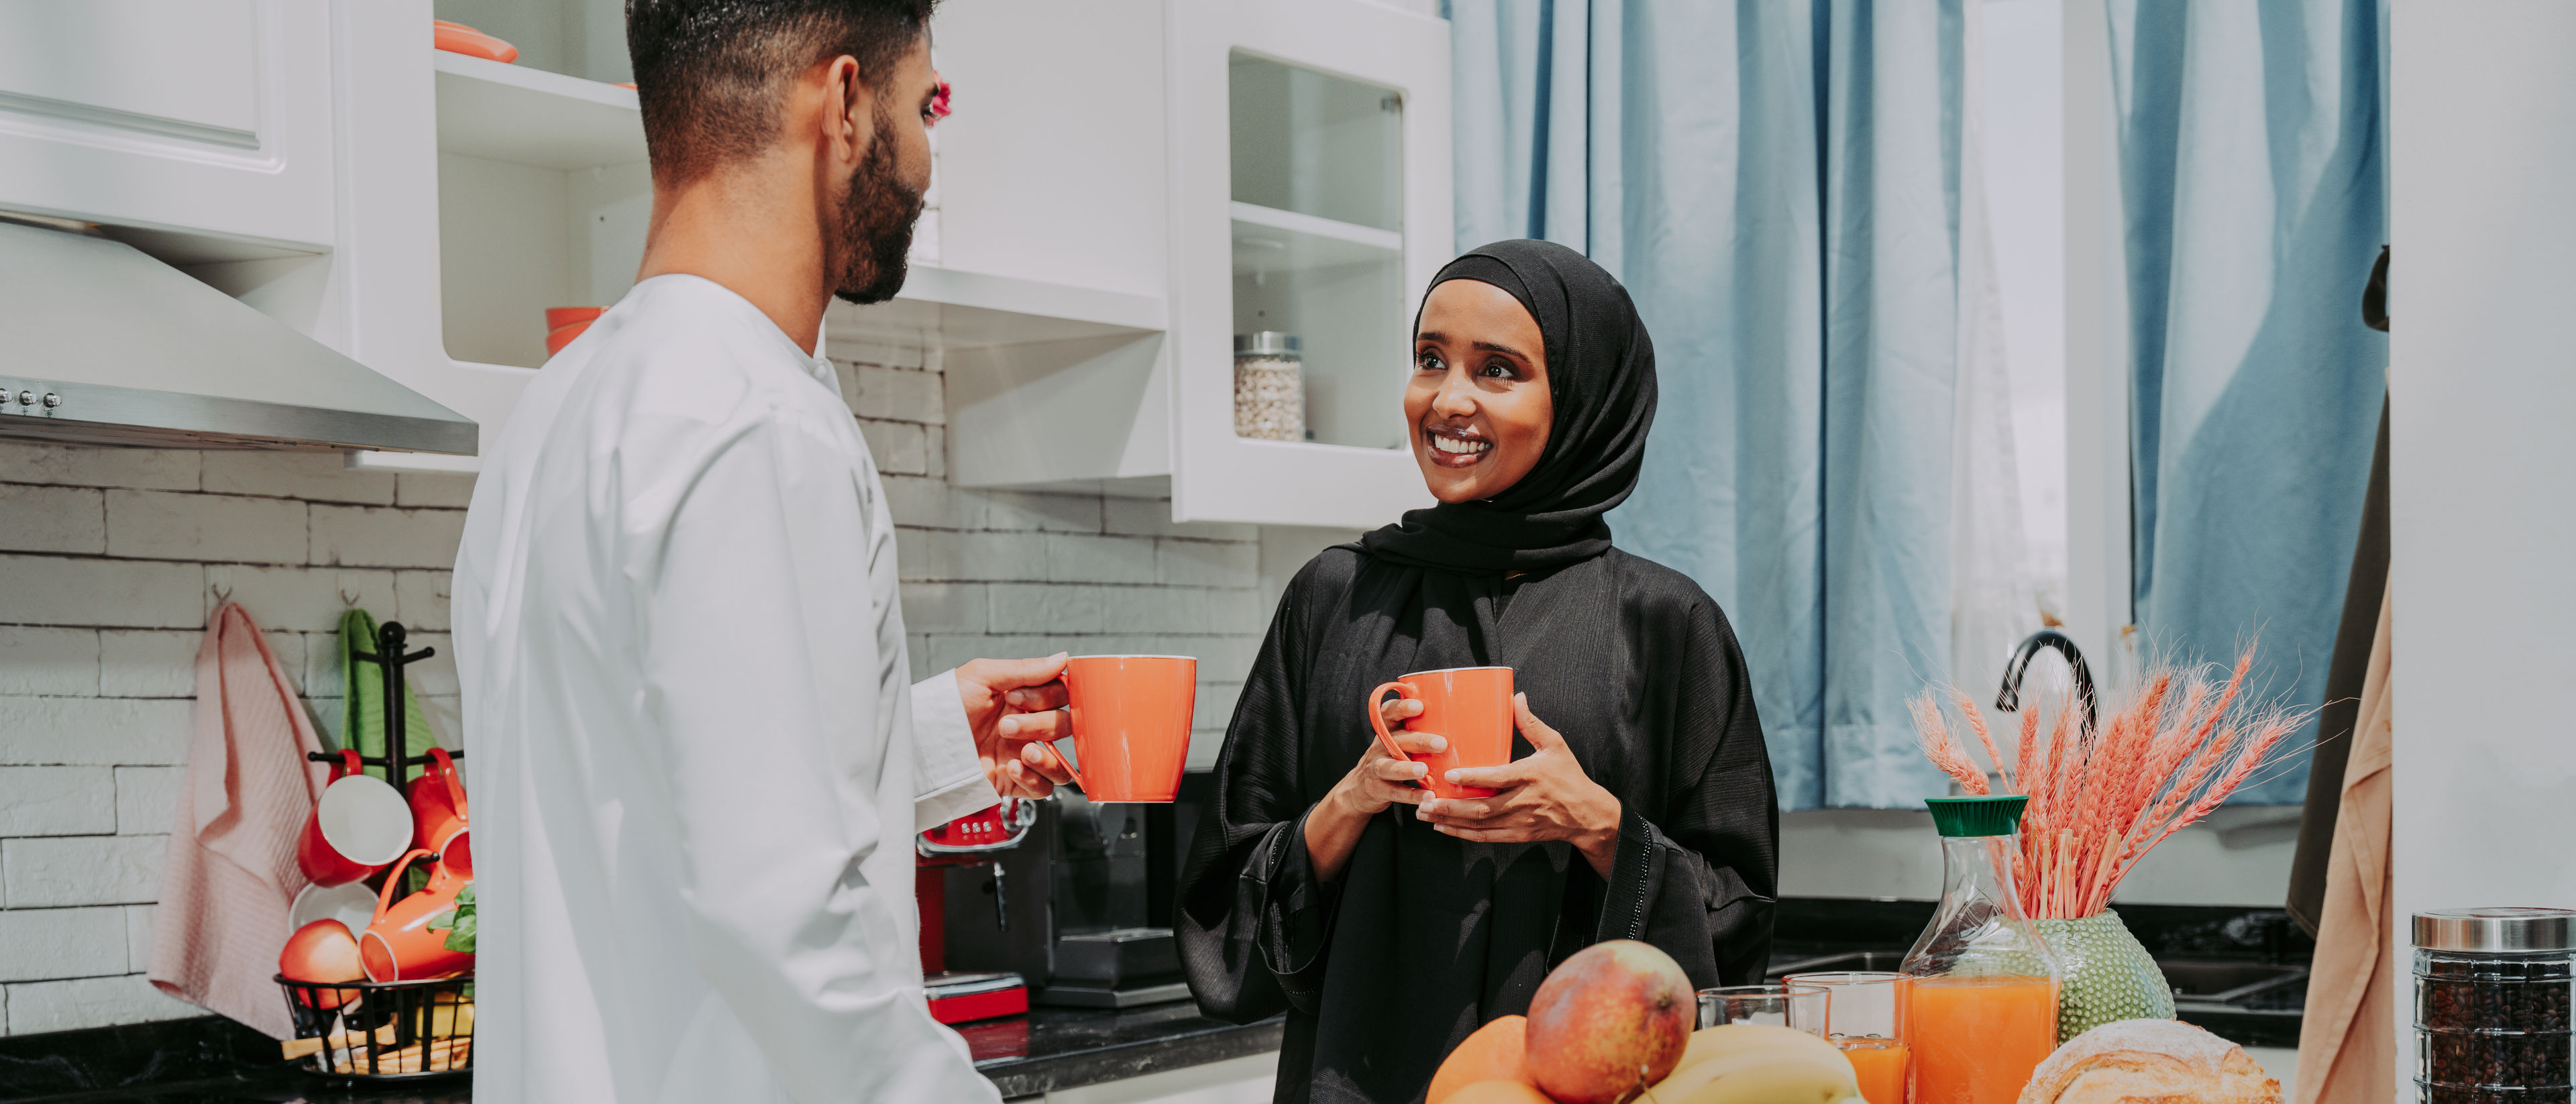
[1155, 539, 1259, 588]
[395, 472, 478, 508]
[840, 364, 945, 425]
[124, 906, 154, 976]
[113, 767, 183, 835]
[1210, 588, 1270, 633]
[0, 328, 1295, 1034]
[96, 630, 198, 698]
[883, 475, 984, 530]
[0, 555, 202, 629]
[985, 583, 1106, 634]
[309, 505, 466, 569]
[897, 582, 986, 634]
[824, 335, 927, 371]
[0, 767, 116, 836]
[0, 442, 199, 491]
[0, 484, 105, 553]
[394, 571, 453, 631]
[0, 907, 131, 981]
[858, 419, 930, 476]
[0, 697, 191, 766]
[200, 451, 396, 506]
[1104, 498, 1258, 542]
[0, 627, 97, 695]
[1045, 534, 1159, 584]
[983, 492, 1104, 533]
[3, 836, 164, 907]
[105, 490, 307, 565]
[1098, 586, 1212, 635]
[203, 564, 399, 636]
[5, 975, 201, 1034]
[400, 633, 458, 697]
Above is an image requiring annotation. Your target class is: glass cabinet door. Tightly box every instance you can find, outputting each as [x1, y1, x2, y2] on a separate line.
[1226, 56, 1409, 451]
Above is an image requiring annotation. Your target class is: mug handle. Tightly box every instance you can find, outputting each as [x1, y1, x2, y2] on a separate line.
[425, 746, 467, 818]
[1366, 681, 1422, 784]
[372, 848, 435, 929]
[1030, 725, 1085, 793]
[331, 748, 360, 783]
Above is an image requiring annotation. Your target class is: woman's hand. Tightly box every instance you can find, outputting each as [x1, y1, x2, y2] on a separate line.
[1418, 694, 1623, 878]
[1303, 694, 1441, 883]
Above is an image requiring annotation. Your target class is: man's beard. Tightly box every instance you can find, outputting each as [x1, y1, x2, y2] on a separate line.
[831, 113, 926, 306]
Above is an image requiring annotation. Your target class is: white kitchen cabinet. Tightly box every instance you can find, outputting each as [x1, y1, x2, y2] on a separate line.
[0, 0, 337, 255]
[916, 0, 1448, 526]
[1166, 0, 1448, 527]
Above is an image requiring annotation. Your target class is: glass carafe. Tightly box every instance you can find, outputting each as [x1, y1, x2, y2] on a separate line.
[1901, 796, 2062, 1104]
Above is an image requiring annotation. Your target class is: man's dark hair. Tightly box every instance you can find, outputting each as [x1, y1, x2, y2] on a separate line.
[625, 0, 936, 184]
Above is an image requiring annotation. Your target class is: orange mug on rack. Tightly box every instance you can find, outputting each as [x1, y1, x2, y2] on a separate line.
[297, 750, 414, 888]
[409, 747, 470, 875]
[1368, 667, 1515, 800]
[360, 848, 472, 983]
[1028, 655, 1195, 802]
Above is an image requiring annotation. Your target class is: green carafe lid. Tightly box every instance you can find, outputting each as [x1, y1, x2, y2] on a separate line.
[1925, 795, 2029, 837]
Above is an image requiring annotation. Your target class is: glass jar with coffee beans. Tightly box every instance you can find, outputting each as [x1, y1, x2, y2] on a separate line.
[1232, 332, 1305, 442]
[2416, 907, 2576, 1103]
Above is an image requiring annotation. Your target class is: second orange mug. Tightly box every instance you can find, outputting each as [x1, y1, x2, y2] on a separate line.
[1031, 655, 1195, 802]
[1368, 666, 1515, 800]
[360, 848, 472, 983]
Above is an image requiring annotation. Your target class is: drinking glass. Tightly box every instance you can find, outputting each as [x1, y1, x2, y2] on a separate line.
[1782, 971, 1911, 1104]
[1695, 984, 1829, 1032]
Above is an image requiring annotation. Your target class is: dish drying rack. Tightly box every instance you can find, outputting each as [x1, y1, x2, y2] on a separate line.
[278, 619, 475, 1080]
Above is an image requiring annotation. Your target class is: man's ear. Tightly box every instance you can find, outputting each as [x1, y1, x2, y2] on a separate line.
[826, 55, 870, 166]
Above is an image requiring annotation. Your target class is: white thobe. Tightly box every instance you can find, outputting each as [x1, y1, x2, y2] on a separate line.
[453, 275, 1004, 1104]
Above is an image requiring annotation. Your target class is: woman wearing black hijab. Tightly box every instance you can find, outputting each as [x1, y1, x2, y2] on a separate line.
[1176, 239, 1779, 1104]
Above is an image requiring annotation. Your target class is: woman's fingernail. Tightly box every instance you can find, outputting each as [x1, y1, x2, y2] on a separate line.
[1428, 736, 1448, 752]
[999, 717, 1018, 736]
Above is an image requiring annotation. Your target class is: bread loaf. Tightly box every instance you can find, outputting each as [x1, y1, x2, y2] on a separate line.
[2016, 1019, 2280, 1104]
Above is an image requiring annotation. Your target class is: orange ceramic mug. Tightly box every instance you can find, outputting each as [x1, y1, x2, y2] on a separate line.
[1029, 655, 1196, 802]
[409, 747, 469, 869]
[1368, 666, 1515, 800]
[360, 848, 472, 982]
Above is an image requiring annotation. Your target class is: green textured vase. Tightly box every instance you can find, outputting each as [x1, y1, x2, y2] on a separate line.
[2035, 909, 2176, 1042]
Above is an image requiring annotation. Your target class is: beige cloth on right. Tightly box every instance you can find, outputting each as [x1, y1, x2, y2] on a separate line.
[2295, 580, 2394, 1103]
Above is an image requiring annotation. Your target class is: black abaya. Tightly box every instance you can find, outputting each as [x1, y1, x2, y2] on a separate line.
[1173, 241, 1780, 1104]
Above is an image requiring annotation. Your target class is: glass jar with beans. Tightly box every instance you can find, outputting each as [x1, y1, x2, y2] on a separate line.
[2416, 907, 2576, 1103]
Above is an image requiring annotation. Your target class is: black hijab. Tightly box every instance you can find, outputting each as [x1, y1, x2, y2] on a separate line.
[1360, 238, 1658, 572]
[1177, 240, 1775, 1104]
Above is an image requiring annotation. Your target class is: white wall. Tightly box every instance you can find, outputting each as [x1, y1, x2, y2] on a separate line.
[2388, 0, 2576, 1087]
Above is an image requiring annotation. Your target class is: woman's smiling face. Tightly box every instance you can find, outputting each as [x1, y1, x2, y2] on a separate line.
[1407, 279, 1554, 502]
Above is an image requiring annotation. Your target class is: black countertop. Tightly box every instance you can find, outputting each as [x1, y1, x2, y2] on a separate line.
[1, 897, 2308, 1101]
[0, 1003, 1280, 1103]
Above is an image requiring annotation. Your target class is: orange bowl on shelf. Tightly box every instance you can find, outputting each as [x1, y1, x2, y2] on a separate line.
[544, 307, 604, 331]
[545, 322, 593, 358]
[433, 21, 518, 64]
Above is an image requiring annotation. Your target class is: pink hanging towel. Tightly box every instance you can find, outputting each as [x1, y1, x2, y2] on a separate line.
[150, 602, 332, 1038]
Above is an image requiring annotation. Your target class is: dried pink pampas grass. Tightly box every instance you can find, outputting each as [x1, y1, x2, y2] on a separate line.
[1910, 643, 2312, 920]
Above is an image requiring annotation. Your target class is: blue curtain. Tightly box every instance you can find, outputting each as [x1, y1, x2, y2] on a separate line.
[1450, 1, 1968, 810]
[2110, 0, 2385, 802]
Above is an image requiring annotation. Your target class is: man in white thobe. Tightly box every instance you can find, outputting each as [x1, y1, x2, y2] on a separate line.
[452, 3, 1069, 1100]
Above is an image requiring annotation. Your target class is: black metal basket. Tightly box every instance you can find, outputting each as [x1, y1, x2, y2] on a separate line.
[275, 973, 474, 1079]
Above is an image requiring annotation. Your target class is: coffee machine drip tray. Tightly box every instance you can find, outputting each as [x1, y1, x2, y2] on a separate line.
[1036, 927, 1190, 1009]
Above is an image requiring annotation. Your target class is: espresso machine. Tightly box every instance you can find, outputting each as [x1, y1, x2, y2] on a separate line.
[915, 796, 1040, 1024]
[938, 790, 1191, 1007]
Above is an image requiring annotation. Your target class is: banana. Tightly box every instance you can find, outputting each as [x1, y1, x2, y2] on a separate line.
[1640, 1048, 1858, 1104]
[1673, 1023, 1843, 1072]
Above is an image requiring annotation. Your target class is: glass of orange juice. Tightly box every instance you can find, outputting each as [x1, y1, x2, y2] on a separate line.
[1782, 971, 1911, 1104]
[1695, 984, 1829, 1032]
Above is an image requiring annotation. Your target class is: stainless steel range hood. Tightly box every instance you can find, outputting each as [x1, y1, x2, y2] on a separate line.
[0, 220, 476, 455]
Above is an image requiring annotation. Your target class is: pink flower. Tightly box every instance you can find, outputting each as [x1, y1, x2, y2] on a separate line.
[930, 74, 953, 125]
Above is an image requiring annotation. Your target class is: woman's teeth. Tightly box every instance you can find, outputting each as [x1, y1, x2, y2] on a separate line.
[1429, 433, 1491, 455]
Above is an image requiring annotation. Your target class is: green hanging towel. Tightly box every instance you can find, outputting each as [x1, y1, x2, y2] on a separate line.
[338, 608, 435, 782]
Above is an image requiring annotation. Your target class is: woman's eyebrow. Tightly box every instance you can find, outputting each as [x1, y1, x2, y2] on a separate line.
[1470, 340, 1532, 360]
